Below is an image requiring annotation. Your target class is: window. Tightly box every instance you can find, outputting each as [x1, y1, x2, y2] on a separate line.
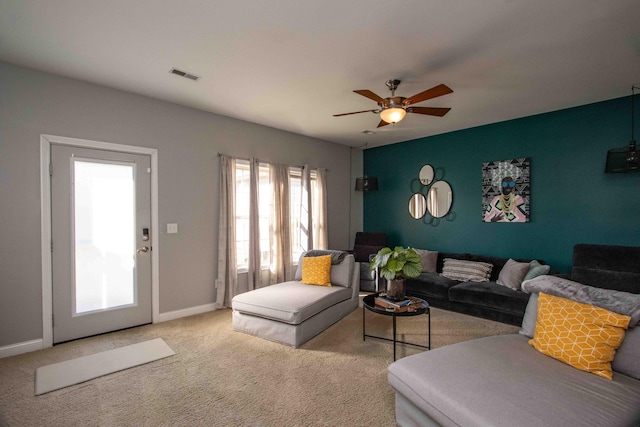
[235, 161, 318, 271]
[289, 167, 318, 262]
[235, 160, 272, 271]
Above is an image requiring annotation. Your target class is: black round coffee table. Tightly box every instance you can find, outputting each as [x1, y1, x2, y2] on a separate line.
[362, 293, 430, 361]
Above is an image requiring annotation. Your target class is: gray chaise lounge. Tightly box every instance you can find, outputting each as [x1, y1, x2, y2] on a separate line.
[231, 252, 359, 347]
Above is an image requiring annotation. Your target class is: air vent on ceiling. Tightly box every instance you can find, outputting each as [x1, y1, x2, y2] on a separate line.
[169, 68, 200, 81]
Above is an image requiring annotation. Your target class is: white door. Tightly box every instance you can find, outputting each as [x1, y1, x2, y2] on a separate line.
[51, 145, 152, 343]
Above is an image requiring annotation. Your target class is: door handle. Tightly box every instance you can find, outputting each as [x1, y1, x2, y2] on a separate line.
[137, 246, 150, 254]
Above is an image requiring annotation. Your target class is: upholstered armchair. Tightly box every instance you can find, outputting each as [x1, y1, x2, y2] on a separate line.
[352, 232, 387, 292]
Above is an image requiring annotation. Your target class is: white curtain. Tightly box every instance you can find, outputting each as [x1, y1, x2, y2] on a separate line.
[217, 157, 328, 297]
[300, 165, 313, 252]
[313, 167, 328, 250]
[247, 158, 262, 290]
[216, 155, 237, 308]
[269, 164, 293, 284]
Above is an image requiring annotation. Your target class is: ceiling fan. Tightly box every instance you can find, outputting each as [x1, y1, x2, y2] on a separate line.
[334, 79, 453, 128]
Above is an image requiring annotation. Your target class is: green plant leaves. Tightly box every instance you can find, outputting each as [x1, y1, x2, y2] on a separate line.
[401, 261, 422, 278]
[370, 248, 391, 271]
[370, 246, 423, 280]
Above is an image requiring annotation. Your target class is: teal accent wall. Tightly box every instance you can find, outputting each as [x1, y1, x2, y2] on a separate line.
[363, 95, 640, 273]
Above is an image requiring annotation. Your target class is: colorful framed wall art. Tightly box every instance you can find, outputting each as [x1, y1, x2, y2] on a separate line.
[482, 158, 530, 223]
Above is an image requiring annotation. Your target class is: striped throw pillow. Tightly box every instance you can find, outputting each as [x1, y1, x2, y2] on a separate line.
[441, 258, 493, 282]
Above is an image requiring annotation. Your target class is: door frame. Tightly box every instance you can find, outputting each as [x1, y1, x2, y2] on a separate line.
[40, 134, 159, 348]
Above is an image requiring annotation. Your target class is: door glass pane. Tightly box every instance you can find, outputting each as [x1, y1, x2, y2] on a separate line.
[74, 160, 135, 314]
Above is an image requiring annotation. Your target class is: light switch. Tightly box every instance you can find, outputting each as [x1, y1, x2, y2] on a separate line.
[167, 223, 178, 234]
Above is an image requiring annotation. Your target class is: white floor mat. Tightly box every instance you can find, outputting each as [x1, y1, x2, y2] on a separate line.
[35, 338, 175, 395]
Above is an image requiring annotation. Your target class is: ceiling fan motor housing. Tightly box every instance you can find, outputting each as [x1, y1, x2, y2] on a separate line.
[380, 96, 406, 109]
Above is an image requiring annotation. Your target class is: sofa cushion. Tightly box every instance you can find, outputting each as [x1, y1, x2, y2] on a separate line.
[465, 254, 510, 281]
[613, 326, 640, 380]
[359, 262, 375, 281]
[353, 245, 382, 262]
[529, 292, 630, 380]
[295, 253, 354, 287]
[232, 281, 352, 325]
[519, 292, 538, 338]
[330, 255, 354, 287]
[359, 261, 379, 292]
[301, 254, 332, 286]
[388, 334, 640, 427]
[522, 275, 640, 325]
[520, 290, 640, 380]
[449, 281, 530, 315]
[405, 272, 460, 300]
[435, 252, 468, 273]
[571, 244, 640, 293]
[435, 252, 539, 281]
[523, 260, 551, 281]
[441, 258, 493, 282]
[496, 258, 530, 290]
[354, 231, 386, 246]
[413, 249, 438, 273]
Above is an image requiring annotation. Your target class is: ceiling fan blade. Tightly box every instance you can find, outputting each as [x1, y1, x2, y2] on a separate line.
[354, 89, 386, 104]
[407, 106, 451, 117]
[333, 109, 377, 117]
[377, 120, 390, 128]
[403, 84, 453, 106]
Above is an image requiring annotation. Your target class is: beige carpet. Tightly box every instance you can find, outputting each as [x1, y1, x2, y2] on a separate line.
[0, 298, 518, 426]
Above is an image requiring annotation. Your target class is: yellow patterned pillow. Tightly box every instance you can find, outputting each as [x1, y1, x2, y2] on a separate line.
[301, 255, 332, 286]
[529, 292, 630, 380]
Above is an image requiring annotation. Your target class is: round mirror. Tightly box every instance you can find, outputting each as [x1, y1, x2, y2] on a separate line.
[419, 164, 434, 185]
[408, 193, 427, 219]
[427, 180, 453, 218]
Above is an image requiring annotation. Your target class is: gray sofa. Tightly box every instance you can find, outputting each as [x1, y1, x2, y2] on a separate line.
[231, 251, 359, 347]
[388, 244, 640, 427]
[405, 252, 546, 326]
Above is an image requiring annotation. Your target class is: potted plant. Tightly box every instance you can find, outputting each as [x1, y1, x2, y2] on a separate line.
[370, 246, 423, 301]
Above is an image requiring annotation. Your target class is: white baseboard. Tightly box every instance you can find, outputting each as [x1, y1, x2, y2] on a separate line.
[0, 339, 44, 359]
[0, 304, 218, 358]
[155, 303, 218, 323]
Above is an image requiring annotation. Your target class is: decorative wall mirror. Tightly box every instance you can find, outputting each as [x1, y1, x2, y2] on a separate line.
[408, 193, 427, 219]
[408, 164, 455, 225]
[427, 180, 453, 218]
[419, 164, 434, 185]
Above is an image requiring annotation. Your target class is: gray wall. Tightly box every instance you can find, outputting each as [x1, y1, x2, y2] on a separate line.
[0, 61, 355, 348]
[349, 148, 364, 249]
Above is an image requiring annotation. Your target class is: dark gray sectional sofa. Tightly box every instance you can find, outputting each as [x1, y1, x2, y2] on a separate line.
[405, 252, 544, 326]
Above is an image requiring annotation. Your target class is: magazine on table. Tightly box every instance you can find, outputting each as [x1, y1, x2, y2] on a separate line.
[374, 295, 424, 312]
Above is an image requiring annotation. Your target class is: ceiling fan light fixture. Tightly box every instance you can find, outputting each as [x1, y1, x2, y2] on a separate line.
[380, 107, 406, 124]
[334, 80, 452, 126]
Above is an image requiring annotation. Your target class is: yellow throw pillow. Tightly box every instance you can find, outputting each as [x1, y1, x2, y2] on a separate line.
[529, 292, 630, 380]
[301, 255, 332, 286]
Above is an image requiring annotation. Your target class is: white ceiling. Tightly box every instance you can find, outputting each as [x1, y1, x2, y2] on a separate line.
[1, 1, 639, 148]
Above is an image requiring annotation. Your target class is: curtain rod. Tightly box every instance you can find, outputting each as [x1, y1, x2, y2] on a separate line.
[217, 152, 330, 172]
